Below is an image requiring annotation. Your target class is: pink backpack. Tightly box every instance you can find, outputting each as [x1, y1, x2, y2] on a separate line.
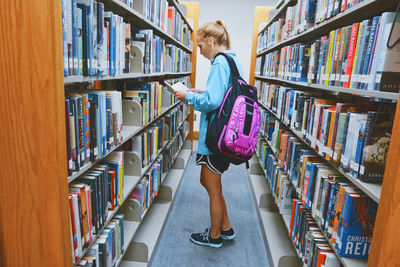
[205, 53, 261, 166]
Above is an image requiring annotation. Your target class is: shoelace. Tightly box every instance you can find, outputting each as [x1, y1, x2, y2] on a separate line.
[200, 228, 210, 241]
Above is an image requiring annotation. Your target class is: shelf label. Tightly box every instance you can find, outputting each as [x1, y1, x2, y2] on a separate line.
[375, 73, 382, 83]
[360, 165, 365, 175]
[341, 155, 349, 166]
[69, 160, 73, 169]
[328, 226, 333, 234]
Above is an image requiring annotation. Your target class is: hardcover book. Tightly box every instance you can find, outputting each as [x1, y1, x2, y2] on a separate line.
[359, 111, 394, 183]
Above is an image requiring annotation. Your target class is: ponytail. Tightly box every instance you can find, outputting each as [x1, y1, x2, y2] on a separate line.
[198, 20, 231, 50]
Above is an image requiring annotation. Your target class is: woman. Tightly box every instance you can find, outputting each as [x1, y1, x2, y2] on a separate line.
[175, 20, 244, 248]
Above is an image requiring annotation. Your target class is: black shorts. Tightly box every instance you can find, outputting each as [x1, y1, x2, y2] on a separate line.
[195, 154, 230, 174]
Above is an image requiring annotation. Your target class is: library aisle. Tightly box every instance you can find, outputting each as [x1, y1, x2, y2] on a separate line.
[151, 146, 271, 266]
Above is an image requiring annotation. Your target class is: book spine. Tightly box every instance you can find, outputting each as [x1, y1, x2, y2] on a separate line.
[71, 0, 78, 75]
[360, 16, 380, 89]
[97, 2, 105, 75]
[324, 30, 335, 85]
[65, 99, 73, 176]
[62, 0, 69, 76]
[343, 23, 359, 87]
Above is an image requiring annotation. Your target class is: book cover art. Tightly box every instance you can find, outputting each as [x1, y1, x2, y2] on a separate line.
[359, 111, 394, 183]
[377, 13, 400, 92]
[336, 192, 377, 258]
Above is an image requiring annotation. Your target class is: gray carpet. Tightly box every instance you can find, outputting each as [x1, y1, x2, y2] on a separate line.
[150, 154, 271, 267]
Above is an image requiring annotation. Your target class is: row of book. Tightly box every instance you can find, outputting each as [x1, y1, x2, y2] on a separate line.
[76, 214, 124, 267]
[256, 140, 295, 216]
[71, 116, 189, 264]
[129, 157, 163, 216]
[131, 29, 191, 74]
[257, 83, 395, 183]
[122, 78, 189, 126]
[256, 142, 340, 266]
[259, 0, 369, 52]
[66, 91, 123, 176]
[61, 0, 192, 77]
[256, 12, 400, 92]
[123, 102, 189, 169]
[69, 151, 124, 263]
[129, 123, 189, 216]
[256, 136, 377, 259]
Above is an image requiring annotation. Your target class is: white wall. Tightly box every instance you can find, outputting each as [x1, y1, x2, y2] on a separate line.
[185, 0, 277, 130]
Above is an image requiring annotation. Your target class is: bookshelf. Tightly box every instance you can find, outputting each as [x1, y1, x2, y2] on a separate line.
[252, 146, 368, 267]
[68, 101, 182, 182]
[98, 0, 192, 52]
[257, 101, 382, 203]
[64, 0, 198, 265]
[257, 0, 398, 57]
[250, 0, 400, 266]
[249, 6, 274, 86]
[65, 72, 192, 85]
[255, 76, 400, 101]
[0, 0, 198, 266]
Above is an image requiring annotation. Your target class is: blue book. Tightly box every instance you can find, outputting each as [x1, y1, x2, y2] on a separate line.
[92, 0, 97, 75]
[62, 0, 68, 76]
[111, 14, 117, 74]
[88, 93, 101, 157]
[352, 117, 367, 178]
[105, 95, 112, 150]
[287, 90, 295, 124]
[100, 92, 107, 156]
[87, 0, 94, 75]
[77, 7, 83, 76]
[113, 214, 125, 254]
[352, 19, 371, 88]
[305, 163, 324, 209]
[336, 192, 377, 258]
[71, 0, 78, 75]
[360, 16, 380, 89]
[97, 2, 105, 75]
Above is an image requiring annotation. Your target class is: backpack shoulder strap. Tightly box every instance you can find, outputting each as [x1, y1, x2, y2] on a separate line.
[214, 52, 240, 78]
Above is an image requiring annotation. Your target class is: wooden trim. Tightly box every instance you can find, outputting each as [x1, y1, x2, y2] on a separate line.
[368, 96, 400, 266]
[249, 6, 273, 86]
[193, 131, 199, 140]
[182, 2, 199, 154]
[0, 0, 72, 266]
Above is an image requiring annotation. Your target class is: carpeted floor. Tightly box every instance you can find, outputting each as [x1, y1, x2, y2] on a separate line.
[150, 153, 271, 267]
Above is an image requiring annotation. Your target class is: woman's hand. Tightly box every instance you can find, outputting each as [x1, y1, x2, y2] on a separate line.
[175, 90, 187, 102]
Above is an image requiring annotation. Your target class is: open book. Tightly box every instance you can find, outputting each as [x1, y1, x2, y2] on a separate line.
[163, 82, 189, 104]
[163, 81, 189, 94]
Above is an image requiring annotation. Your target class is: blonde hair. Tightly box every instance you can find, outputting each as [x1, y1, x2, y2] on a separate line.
[197, 20, 231, 50]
